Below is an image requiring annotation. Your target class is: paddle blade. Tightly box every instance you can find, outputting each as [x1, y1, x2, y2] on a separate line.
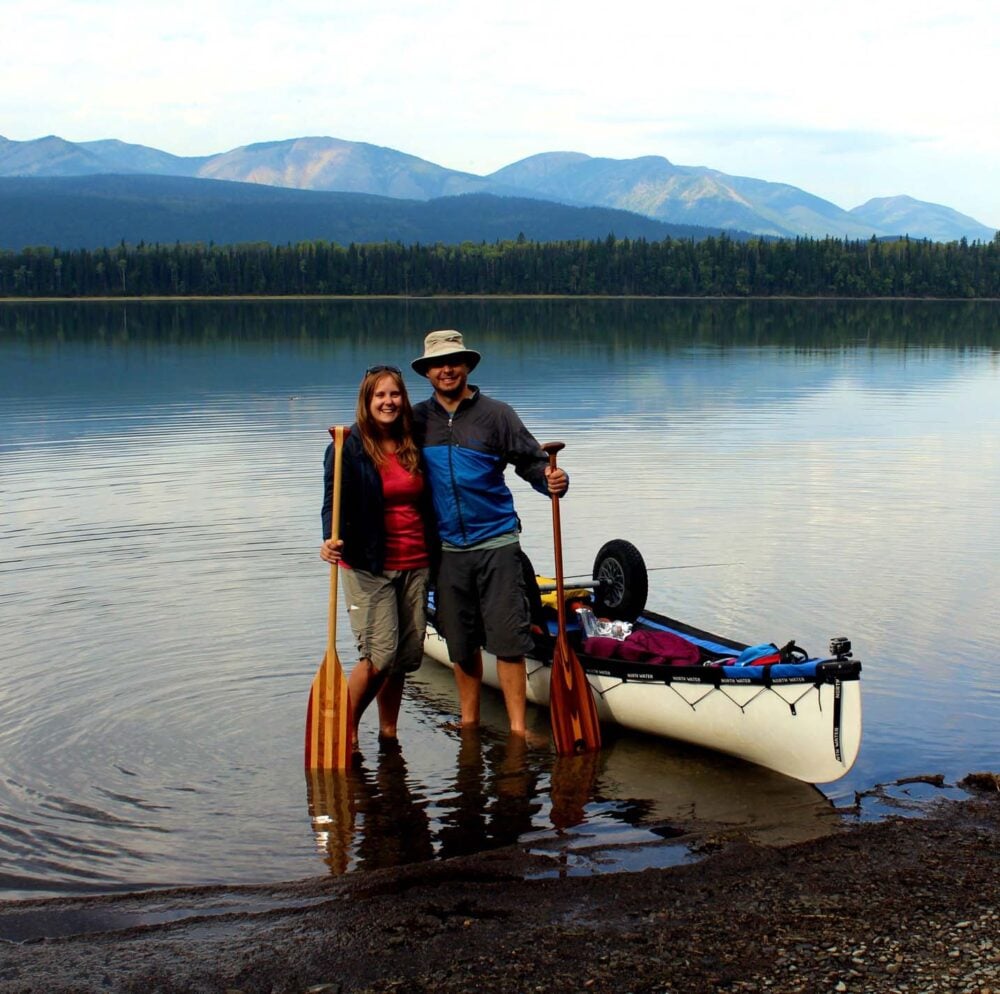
[549, 637, 601, 755]
[304, 649, 354, 770]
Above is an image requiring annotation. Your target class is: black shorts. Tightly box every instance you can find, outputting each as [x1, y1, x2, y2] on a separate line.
[434, 543, 534, 663]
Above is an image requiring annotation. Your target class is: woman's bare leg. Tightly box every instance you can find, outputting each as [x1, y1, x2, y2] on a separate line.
[376, 672, 405, 739]
[347, 659, 385, 747]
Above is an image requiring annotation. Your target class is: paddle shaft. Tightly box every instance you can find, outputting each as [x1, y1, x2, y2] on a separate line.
[542, 442, 569, 636]
[326, 426, 346, 675]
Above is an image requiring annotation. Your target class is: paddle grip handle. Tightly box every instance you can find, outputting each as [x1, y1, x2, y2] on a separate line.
[541, 441, 565, 463]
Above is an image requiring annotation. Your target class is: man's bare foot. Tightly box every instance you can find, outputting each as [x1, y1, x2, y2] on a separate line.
[440, 719, 480, 733]
[509, 727, 551, 750]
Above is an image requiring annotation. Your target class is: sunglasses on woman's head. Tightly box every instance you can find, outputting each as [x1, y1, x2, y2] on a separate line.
[366, 364, 402, 376]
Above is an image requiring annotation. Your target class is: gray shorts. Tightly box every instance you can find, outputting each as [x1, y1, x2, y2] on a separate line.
[341, 567, 429, 674]
[434, 543, 534, 663]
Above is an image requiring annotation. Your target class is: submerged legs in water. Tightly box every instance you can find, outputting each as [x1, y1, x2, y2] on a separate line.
[348, 659, 405, 747]
[452, 650, 528, 736]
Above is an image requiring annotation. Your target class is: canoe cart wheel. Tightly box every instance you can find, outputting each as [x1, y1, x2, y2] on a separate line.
[591, 539, 648, 621]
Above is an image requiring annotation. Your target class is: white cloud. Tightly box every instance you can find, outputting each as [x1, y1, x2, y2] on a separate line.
[1, 0, 997, 225]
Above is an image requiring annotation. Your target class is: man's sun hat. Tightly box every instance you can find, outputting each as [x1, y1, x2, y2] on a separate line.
[411, 329, 482, 376]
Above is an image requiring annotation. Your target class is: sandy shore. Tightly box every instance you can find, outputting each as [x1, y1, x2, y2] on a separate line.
[1, 776, 997, 994]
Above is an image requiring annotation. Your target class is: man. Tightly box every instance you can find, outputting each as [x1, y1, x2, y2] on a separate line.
[411, 329, 568, 735]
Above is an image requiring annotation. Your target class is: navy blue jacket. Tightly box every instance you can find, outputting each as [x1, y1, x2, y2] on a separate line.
[413, 388, 554, 548]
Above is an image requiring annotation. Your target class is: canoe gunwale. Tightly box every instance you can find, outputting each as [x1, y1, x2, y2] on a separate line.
[521, 607, 862, 690]
[527, 642, 862, 689]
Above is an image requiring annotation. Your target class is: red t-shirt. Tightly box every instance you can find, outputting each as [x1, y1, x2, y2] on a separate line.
[380, 453, 429, 570]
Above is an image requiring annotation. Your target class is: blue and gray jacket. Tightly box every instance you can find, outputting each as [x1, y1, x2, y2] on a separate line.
[413, 387, 556, 548]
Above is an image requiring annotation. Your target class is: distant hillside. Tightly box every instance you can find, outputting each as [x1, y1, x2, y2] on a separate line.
[849, 196, 996, 243]
[0, 174, 727, 251]
[80, 138, 212, 175]
[491, 153, 886, 239]
[0, 134, 520, 199]
[0, 134, 208, 176]
[196, 136, 518, 199]
[1, 133, 995, 243]
[0, 134, 109, 176]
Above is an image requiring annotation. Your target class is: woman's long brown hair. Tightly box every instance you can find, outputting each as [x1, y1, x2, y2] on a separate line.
[355, 369, 421, 474]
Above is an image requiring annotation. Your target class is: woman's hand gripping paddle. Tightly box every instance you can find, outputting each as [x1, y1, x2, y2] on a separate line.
[541, 442, 601, 755]
[305, 426, 354, 769]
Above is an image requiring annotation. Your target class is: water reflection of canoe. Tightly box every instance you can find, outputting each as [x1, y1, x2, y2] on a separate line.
[409, 656, 841, 848]
[589, 736, 840, 847]
[424, 540, 862, 785]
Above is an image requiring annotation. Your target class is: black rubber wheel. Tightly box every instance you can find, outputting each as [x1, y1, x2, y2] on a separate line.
[591, 539, 648, 621]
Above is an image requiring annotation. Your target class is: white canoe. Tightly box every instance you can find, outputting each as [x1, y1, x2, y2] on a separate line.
[423, 541, 862, 784]
[423, 621, 861, 784]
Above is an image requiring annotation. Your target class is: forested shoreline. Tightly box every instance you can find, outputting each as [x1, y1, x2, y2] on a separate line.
[2, 232, 998, 299]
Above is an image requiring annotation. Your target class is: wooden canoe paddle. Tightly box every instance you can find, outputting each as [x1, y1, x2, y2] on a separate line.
[541, 441, 601, 755]
[305, 426, 354, 769]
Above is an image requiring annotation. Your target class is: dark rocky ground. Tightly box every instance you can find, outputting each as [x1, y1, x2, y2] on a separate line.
[1, 775, 997, 994]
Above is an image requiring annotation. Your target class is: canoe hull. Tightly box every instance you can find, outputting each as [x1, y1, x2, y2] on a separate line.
[423, 618, 862, 784]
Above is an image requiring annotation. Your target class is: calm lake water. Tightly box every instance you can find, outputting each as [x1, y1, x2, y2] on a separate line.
[1, 298, 998, 900]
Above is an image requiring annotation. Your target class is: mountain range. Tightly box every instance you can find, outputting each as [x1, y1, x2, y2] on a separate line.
[1, 133, 995, 249]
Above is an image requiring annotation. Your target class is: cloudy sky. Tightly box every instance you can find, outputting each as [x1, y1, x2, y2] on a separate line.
[4, 0, 998, 226]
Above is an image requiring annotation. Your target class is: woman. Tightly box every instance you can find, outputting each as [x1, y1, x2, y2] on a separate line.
[320, 364, 432, 751]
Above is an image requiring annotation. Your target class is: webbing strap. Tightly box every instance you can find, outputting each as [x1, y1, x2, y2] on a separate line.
[832, 679, 843, 764]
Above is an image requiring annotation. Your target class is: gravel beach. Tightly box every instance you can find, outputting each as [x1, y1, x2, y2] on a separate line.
[1, 776, 996, 994]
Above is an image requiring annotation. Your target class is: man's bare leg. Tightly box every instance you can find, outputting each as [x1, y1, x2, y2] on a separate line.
[496, 656, 527, 734]
[452, 649, 483, 726]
